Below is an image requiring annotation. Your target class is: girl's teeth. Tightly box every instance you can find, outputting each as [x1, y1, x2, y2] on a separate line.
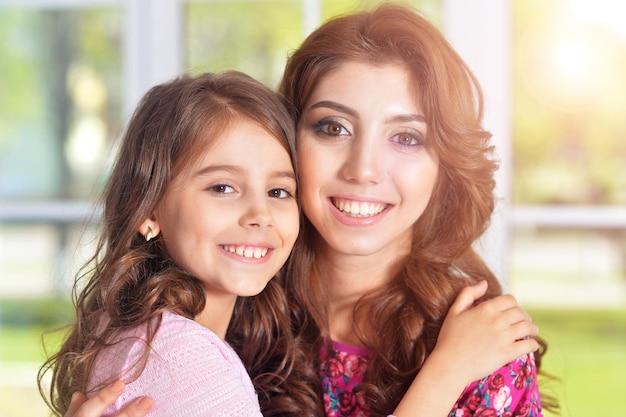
[223, 245, 268, 259]
[333, 198, 386, 217]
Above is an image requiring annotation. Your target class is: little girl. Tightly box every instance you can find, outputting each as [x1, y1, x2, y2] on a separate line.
[38, 71, 301, 416]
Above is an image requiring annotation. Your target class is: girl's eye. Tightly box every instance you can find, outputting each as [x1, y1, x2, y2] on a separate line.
[268, 188, 294, 199]
[314, 118, 350, 137]
[391, 131, 425, 147]
[208, 184, 235, 194]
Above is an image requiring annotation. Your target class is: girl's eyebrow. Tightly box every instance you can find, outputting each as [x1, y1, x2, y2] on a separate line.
[194, 164, 296, 181]
[194, 165, 242, 177]
[308, 100, 426, 123]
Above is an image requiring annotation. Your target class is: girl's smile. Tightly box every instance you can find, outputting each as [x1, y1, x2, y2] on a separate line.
[220, 244, 271, 259]
[147, 117, 299, 301]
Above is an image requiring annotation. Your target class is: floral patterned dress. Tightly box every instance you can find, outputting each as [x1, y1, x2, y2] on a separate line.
[320, 340, 543, 417]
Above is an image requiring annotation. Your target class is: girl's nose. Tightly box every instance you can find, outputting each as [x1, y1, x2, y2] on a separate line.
[239, 196, 272, 228]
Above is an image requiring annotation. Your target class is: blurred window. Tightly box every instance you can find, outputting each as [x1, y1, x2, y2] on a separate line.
[0, 7, 122, 200]
[513, 0, 626, 206]
[510, 0, 626, 305]
[0, 0, 442, 297]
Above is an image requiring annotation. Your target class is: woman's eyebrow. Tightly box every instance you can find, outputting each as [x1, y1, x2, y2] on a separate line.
[385, 113, 426, 124]
[308, 100, 425, 124]
[308, 100, 358, 117]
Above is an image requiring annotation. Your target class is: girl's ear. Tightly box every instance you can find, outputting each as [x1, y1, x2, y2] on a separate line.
[139, 213, 161, 242]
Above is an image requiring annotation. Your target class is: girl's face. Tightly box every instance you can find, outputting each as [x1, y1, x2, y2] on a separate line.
[297, 61, 439, 259]
[149, 118, 299, 303]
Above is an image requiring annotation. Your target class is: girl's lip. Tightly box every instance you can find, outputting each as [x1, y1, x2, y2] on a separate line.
[328, 196, 391, 226]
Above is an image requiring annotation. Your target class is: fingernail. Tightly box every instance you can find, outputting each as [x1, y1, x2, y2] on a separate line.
[136, 396, 153, 411]
[110, 379, 125, 393]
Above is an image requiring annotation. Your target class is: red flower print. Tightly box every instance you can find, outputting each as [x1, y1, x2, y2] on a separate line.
[488, 373, 505, 392]
[344, 354, 368, 378]
[466, 391, 482, 411]
[337, 391, 358, 416]
[326, 356, 345, 379]
[475, 408, 498, 417]
[452, 405, 471, 416]
[518, 402, 531, 417]
[514, 370, 526, 391]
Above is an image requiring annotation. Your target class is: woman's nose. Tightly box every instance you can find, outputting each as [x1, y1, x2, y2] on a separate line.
[340, 138, 382, 184]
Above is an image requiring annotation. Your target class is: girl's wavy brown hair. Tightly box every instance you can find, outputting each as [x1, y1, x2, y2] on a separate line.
[37, 71, 318, 416]
[275, 4, 557, 416]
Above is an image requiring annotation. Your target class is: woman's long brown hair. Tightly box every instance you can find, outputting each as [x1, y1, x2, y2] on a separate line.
[37, 71, 319, 416]
[273, 4, 557, 416]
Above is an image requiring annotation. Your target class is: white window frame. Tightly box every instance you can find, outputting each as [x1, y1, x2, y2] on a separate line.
[1, 0, 624, 285]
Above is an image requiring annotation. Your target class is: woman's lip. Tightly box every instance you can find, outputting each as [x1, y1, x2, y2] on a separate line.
[328, 197, 390, 226]
[331, 197, 388, 217]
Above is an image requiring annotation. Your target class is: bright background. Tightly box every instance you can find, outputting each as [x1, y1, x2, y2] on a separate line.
[0, 0, 624, 416]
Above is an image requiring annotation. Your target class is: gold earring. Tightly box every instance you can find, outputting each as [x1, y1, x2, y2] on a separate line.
[145, 229, 153, 242]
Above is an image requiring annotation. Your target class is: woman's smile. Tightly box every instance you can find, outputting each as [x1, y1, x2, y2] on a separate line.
[330, 197, 389, 218]
[297, 61, 438, 258]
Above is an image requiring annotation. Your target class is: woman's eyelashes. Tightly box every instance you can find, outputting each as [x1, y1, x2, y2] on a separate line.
[390, 130, 426, 147]
[312, 117, 426, 148]
[313, 117, 351, 137]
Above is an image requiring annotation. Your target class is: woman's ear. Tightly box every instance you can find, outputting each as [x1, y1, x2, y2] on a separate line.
[139, 213, 161, 242]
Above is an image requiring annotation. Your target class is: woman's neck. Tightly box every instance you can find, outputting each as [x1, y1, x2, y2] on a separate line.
[320, 248, 405, 347]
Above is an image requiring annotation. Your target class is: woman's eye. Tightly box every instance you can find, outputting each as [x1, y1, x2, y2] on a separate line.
[208, 184, 235, 194]
[391, 132, 424, 147]
[314, 119, 350, 137]
[268, 188, 293, 199]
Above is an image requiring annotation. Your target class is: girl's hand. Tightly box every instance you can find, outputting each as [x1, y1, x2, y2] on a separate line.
[64, 380, 153, 417]
[433, 280, 539, 384]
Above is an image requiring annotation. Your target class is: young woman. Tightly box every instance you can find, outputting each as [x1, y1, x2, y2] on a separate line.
[60, 4, 552, 417]
[38, 71, 303, 416]
[272, 4, 550, 416]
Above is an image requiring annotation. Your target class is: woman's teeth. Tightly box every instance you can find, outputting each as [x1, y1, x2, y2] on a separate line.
[332, 198, 387, 217]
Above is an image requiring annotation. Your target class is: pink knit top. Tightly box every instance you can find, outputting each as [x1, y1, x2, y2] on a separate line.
[88, 312, 262, 417]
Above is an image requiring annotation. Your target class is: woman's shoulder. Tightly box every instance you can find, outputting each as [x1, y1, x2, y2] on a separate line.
[451, 353, 543, 416]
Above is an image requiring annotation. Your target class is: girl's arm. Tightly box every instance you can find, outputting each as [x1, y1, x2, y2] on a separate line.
[64, 314, 263, 417]
[392, 281, 540, 417]
[64, 380, 152, 417]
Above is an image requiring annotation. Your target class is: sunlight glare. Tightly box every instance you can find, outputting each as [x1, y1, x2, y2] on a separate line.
[518, 0, 625, 111]
[569, 0, 626, 40]
[551, 36, 596, 88]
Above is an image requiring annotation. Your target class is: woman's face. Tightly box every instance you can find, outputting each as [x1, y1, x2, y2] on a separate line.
[297, 61, 439, 259]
